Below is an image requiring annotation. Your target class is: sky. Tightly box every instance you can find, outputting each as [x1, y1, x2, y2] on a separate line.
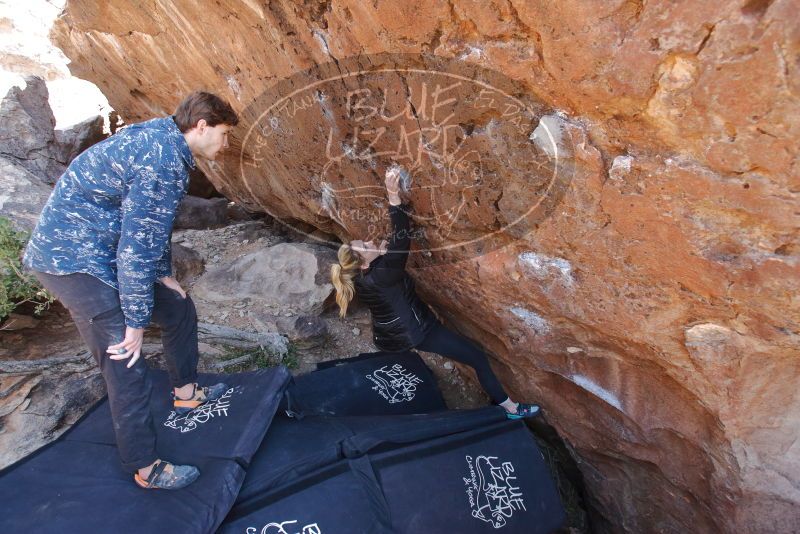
[0, 0, 112, 129]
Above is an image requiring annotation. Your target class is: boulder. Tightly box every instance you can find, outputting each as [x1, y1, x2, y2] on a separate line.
[192, 242, 336, 316]
[174, 195, 229, 230]
[53, 114, 105, 164]
[0, 76, 64, 184]
[0, 364, 104, 469]
[0, 156, 52, 231]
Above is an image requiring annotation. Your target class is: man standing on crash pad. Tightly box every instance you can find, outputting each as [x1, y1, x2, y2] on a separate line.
[23, 91, 238, 490]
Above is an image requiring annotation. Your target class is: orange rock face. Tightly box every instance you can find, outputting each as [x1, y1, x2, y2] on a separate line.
[52, 1, 799, 532]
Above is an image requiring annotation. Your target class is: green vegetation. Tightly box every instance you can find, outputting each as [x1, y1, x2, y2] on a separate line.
[0, 216, 53, 321]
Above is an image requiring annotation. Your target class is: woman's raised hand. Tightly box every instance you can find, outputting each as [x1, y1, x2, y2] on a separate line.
[385, 166, 401, 195]
[385, 166, 403, 206]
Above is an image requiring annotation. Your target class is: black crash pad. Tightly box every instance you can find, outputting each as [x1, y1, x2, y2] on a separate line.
[0, 367, 290, 534]
[222, 459, 392, 534]
[222, 416, 565, 534]
[373, 420, 565, 533]
[226, 354, 564, 533]
[285, 350, 445, 417]
[236, 407, 509, 504]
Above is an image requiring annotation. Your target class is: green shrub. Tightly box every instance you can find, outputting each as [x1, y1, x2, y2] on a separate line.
[0, 216, 53, 321]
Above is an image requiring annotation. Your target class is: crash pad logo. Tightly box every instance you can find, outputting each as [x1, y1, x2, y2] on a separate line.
[463, 455, 526, 529]
[163, 387, 235, 433]
[245, 520, 321, 534]
[365, 363, 423, 404]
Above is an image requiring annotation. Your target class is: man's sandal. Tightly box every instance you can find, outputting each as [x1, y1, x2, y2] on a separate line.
[506, 403, 542, 420]
[173, 382, 229, 415]
[134, 459, 199, 490]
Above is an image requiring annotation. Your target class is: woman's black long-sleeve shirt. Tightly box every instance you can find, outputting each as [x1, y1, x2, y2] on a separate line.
[354, 204, 437, 352]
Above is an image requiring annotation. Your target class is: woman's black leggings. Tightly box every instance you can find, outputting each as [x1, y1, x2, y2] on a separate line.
[414, 322, 509, 404]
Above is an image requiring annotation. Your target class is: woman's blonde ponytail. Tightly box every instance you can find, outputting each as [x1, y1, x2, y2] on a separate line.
[331, 244, 360, 318]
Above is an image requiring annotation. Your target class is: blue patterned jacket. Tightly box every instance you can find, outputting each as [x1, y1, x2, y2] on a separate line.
[24, 116, 195, 328]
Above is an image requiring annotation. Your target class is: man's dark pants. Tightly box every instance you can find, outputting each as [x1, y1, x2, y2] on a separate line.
[34, 271, 199, 473]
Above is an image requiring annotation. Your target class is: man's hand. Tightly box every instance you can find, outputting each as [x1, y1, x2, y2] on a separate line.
[108, 326, 144, 368]
[159, 276, 186, 299]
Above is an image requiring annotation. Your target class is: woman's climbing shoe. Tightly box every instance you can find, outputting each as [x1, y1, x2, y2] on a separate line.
[173, 382, 229, 414]
[506, 403, 541, 420]
[134, 460, 199, 490]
